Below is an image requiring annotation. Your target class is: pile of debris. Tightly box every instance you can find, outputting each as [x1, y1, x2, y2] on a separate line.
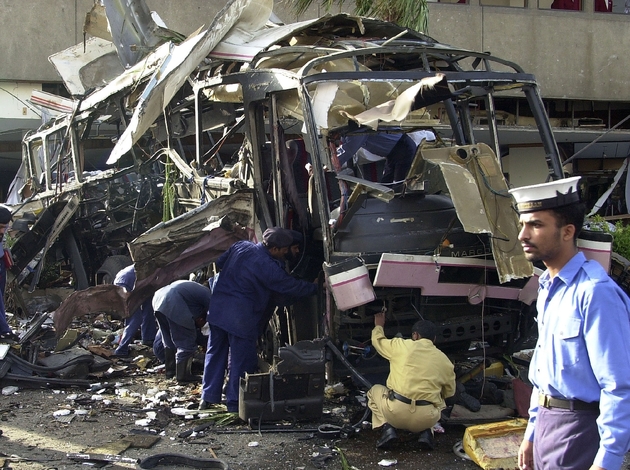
[0, 300, 536, 470]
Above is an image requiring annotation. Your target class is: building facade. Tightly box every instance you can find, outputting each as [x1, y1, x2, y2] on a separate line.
[1, 0, 629, 208]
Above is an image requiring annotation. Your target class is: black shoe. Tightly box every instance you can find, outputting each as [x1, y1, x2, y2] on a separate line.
[163, 348, 176, 379]
[176, 357, 199, 383]
[198, 400, 212, 410]
[418, 429, 435, 451]
[376, 423, 398, 449]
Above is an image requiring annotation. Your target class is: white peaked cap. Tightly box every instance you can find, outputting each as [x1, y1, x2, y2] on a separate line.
[508, 176, 581, 213]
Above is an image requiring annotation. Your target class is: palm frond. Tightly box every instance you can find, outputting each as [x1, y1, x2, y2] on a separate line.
[290, 0, 429, 33]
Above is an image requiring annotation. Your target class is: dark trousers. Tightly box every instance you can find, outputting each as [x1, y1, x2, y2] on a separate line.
[201, 324, 257, 412]
[154, 311, 197, 363]
[533, 406, 600, 469]
[381, 134, 416, 184]
[114, 299, 157, 354]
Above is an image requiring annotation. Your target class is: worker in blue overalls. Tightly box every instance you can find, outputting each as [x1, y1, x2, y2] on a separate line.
[112, 264, 156, 356]
[199, 227, 318, 412]
[152, 280, 212, 382]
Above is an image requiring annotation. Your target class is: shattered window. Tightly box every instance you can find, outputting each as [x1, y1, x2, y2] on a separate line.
[304, 77, 446, 187]
[24, 127, 77, 192]
[47, 127, 77, 189]
[27, 138, 44, 190]
[197, 85, 245, 178]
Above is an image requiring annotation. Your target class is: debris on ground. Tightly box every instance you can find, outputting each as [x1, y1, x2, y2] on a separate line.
[0, 297, 546, 469]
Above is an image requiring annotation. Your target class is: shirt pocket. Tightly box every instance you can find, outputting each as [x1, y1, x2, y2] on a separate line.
[553, 316, 583, 370]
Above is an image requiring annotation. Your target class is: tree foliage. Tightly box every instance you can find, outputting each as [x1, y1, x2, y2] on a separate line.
[292, 0, 429, 33]
[589, 215, 630, 261]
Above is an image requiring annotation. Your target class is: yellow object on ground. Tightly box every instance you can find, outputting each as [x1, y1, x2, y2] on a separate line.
[463, 418, 527, 469]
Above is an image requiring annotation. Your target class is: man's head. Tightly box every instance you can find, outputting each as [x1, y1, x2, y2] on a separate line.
[262, 227, 294, 261]
[509, 177, 585, 266]
[411, 320, 437, 342]
[0, 205, 12, 237]
[287, 230, 304, 262]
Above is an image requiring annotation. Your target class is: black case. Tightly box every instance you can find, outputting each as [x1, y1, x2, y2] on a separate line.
[239, 339, 326, 424]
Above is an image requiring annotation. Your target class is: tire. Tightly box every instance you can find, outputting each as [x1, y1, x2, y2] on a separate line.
[96, 255, 132, 285]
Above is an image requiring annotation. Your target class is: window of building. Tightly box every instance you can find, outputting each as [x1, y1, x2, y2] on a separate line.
[538, 0, 582, 10]
[479, 0, 526, 7]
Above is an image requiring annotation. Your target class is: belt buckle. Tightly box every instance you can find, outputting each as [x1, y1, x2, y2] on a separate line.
[540, 394, 551, 408]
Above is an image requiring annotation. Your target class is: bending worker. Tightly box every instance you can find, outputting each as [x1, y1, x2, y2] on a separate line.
[368, 311, 455, 450]
[152, 280, 212, 382]
[200, 227, 318, 413]
[512, 177, 630, 470]
[112, 264, 157, 356]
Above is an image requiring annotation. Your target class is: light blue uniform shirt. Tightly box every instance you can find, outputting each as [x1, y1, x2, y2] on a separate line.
[524, 252, 630, 470]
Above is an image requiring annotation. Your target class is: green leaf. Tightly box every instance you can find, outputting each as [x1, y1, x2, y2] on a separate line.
[290, 0, 429, 33]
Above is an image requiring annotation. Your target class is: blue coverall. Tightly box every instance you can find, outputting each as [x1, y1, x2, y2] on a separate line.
[201, 241, 317, 412]
[152, 280, 212, 363]
[113, 265, 157, 355]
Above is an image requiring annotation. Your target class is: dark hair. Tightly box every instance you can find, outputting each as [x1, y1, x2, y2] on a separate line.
[412, 320, 437, 341]
[551, 202, 586, 243]
[0, 206, 11, 224]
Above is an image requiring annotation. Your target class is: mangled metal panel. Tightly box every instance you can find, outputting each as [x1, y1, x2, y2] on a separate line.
[52, 190, 255, 335]
[83, 2, 113, 42]
[209, 14, 413, 63]
[420, 143, 533, 283]
[106, 0, 273, 165]
[102, 0, 175, 68]
[338, 75, 451, 130]
[49, 37, 124, 96]
[125, 190, 255, 313]
[84, 1, 179, 67]
[78, 41, 171, 111]
[374, 254, 536, 303]
[30, 90, 76, 115]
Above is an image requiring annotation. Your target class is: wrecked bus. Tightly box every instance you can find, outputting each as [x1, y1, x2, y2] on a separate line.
[165, 14, 562, 357]
[7, 8, 565, 362]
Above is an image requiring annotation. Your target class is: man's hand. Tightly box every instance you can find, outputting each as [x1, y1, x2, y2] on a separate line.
[518, 439, 533, 470]
[374, 311, 385, 328]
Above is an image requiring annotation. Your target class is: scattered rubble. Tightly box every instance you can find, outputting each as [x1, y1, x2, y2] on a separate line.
[0, 301, 543, 469]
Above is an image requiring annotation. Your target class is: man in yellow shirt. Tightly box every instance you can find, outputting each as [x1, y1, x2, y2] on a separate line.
[367, 311, 456, 450]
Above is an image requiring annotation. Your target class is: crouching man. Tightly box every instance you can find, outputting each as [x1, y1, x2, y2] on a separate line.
[152, 280, 212, 383]
[368, 311, 456, 450]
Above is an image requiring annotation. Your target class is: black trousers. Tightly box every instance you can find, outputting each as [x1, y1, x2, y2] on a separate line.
[381, 134, 417, 184]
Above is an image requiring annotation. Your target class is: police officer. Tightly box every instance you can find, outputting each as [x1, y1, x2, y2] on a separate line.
[511, 177, 630, 470]
[368, 312, 455, 450]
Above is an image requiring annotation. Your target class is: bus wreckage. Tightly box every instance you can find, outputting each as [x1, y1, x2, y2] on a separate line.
[6, 0, 567, 374]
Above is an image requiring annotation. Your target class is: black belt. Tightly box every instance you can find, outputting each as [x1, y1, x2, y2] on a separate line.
[389, 390, 433, 406]
[539, 393, 599, 411]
